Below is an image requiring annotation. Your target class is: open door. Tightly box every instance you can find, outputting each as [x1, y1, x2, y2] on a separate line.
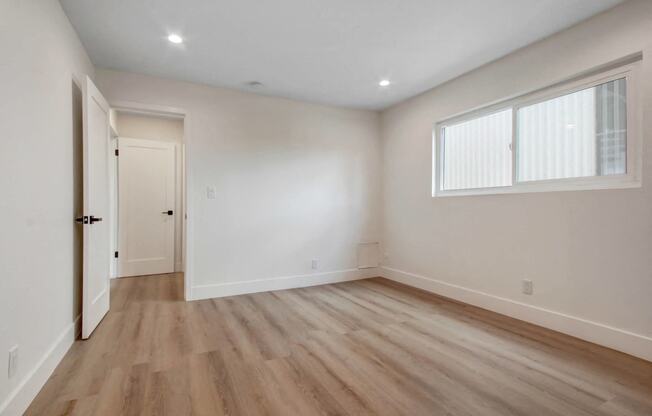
[81, 76, 112, 339]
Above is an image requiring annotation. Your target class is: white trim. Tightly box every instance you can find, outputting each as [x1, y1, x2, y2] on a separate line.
[91, 286, 108, 305]
[191, 268, 380, 300]
[109, 135, 119, 279]
[184, 114, 194, 301]
[0, 317, 80, 416]
[432, 176, 641, 198]
[110, 101, 186, 120]
[433, 57, 643, 198]
[380, 266, 652, 363]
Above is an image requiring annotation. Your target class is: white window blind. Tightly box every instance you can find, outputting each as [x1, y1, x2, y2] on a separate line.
[441, 109, 512, 191]
[517, 78, 626, 182]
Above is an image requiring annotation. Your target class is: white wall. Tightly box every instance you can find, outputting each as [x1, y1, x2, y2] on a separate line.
[3, 4, 651, 415]
[96, 69, 382, 299]
[380, 0, 652, 361]
[0, 0, 95, 414]
[116, 113, 184, 142]
[115, 113, 185, 272]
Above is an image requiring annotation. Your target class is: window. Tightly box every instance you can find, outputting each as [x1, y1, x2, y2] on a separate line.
[517, 78, 626, 182]
[441, 109, 512, 191]
[433, 61, 640, 197]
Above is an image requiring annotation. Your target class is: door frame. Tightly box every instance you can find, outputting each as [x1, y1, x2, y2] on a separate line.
[108, 100, 194, 301]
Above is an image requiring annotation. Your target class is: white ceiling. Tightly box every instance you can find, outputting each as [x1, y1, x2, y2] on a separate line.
[60, 0, 624, 110]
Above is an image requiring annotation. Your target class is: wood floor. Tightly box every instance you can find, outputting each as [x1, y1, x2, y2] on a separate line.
[27, 273, 652, 416]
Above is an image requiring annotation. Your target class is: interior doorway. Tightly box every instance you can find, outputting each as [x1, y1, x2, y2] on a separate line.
[111, 110, 185, 278]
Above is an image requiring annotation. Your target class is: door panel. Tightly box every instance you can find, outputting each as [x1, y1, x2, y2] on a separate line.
[82, 76, 111, 339]
[118, 138, 175, 277]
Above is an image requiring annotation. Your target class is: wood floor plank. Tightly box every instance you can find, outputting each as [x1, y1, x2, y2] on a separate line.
[26, 274, 652, 416]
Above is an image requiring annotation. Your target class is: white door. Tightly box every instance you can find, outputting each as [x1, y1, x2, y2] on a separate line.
[118, 138, 176, 277]
[82, 76, 112, 339]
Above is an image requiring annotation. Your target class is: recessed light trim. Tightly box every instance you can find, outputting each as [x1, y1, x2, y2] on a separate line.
[168, 34, 183, 44]
[379, 79, 391, 87]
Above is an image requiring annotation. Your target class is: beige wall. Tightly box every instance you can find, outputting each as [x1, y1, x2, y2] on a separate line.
[3, 3, 652, 414]
[0, 0, 95, 413]
[116, 113, 184, 143]
[97, 69, 382, 298]
[114, 113, 185, 272]
[380, 0, 652, 360]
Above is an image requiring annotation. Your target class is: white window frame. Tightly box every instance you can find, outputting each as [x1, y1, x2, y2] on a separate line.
[433, 60, 642, 197]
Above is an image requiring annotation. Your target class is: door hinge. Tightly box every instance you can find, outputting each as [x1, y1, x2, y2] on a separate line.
[114, 149, 119, 156]
[114, 251, 119, 258]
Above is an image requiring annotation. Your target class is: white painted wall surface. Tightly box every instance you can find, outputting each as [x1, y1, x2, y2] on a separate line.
[0, 0, 95, 413]
[96, 69, 382, 298]
[3, 4, 651, 414]
[116, 113, 184, 142]
[115, 113, 185, 272]
[380, 0, 652, 359]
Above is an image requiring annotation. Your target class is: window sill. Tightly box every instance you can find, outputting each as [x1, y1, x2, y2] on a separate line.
[433, 176, 641, 198]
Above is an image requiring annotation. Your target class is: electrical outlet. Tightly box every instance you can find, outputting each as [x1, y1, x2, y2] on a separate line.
[522, 279, 534, 295]
[8, 345, 18, 379]
[311, 259, 319, 270]
[206, 186, 216, 200]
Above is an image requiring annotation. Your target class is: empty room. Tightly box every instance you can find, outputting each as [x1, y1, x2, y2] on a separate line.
[1, 0, 652, 415]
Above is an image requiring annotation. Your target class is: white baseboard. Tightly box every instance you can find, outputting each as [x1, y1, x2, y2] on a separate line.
[380, 266, 652, 363]
[191, 267, 379, 300]
[0, 317, 80, 416]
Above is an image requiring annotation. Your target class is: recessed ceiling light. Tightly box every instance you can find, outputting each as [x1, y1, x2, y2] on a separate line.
[168, 34, 183, 44]
[379, 79, 391, 87]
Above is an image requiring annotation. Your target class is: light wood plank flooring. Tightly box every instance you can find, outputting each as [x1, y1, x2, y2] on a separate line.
[26, 273, 652, 415]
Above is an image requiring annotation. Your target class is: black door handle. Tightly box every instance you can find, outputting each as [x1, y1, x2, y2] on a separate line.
[90, 215, 103, 224]
[161, 210, 173, 216]
[75, 216, 89, 224]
